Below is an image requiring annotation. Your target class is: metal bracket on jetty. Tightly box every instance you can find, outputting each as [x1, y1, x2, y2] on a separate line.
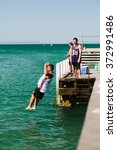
[56, 48, 100, 107]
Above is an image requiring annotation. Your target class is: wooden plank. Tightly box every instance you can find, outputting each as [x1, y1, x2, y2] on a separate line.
[82, 56, 100, 58]
[77, 92, 91, 96]
[81, 56, 100, 59]
[77, 84, 92, 87]
[59, 77, 96, 81]
[82, 54, 100, 56]
[59, 88, 77, 95]
[81, 56, 100, 58]
[59, 88, 92, 96]
[59, 80, 75, 88]
[77, 88, 92, 91]
[77, 95, 90, 98]
[59, 78, 77, 81]
[81, 58, 100, 60]
[81, 50, 100, 63]
[82, 60, 100, 62]
[83, 48, 100, 53]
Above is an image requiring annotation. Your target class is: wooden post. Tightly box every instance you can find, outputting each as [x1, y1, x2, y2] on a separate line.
[60, 62, 63, 78]
[56, 63, 61, 105]
[66, 59, 70, 73]
[63, 60, 66, 75]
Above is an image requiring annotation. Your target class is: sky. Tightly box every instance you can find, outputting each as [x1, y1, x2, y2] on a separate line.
[0, 0, 100, 44]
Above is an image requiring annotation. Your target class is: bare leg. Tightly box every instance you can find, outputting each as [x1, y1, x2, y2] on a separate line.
[31, 98, 39, 110]
[68, 63, 73, 74]
[72, 65, 75, 76]
[69, 65, 72, 73]
[72, 65, 74, 73]
[73, 69, 75, 75]
[77, 69, 81, 78]
[26, 94, 35, 110]
[75, 69, 77, 77]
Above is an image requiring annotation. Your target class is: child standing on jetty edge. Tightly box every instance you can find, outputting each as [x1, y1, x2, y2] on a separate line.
[66, 42, 74, 73]
[26, 62, 54, 110]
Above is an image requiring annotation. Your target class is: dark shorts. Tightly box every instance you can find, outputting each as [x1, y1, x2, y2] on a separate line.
[32, 87, 44, 99]
[72, 62, 80, 70]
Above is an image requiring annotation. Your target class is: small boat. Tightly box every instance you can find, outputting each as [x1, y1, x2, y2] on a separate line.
[50, 44, 53, 46]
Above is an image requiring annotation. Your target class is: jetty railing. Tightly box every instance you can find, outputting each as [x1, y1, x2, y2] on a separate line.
[56, 48, 100, 105]
[56, 59, 70, 105]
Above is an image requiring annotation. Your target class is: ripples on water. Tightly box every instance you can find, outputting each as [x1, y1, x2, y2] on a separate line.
[0, 45, 88, 150]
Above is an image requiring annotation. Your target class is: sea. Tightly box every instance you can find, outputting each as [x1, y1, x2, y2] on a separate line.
[0, 44, 100, 150]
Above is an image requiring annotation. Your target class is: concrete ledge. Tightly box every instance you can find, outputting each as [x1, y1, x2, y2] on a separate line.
[77, 73, 100, 150]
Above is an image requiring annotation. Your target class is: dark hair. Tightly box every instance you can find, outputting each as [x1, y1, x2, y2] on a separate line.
[48, 64, 54, 71]
[73, 37, 78, 42]
[69, 42, 73, 45]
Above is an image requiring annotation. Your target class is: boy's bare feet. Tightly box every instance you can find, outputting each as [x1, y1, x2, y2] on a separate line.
[26, 106, 32, 110]
[78, 75, 81, 78]
[31, 106, 36, 110]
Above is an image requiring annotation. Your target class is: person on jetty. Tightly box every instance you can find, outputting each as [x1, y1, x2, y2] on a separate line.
[70, 37, 82, 77]
[66, 42, 73, 73]
[26, 62, 54, 110]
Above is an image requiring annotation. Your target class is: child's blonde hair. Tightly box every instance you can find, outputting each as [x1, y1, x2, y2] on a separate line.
[69, 42, 73, 46]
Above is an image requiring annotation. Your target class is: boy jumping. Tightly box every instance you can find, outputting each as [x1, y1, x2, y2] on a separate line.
[26, 62, 54, 110]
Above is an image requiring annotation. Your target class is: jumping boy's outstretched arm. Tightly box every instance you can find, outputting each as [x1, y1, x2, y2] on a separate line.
[44, 62, 49, 75]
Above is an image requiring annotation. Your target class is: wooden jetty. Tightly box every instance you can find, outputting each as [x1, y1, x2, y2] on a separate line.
[56, 48, 100, 107]
[56, 48, 100, 150]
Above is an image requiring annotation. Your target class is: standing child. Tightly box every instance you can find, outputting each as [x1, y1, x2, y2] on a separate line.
[66, 42, 73, 73]
[26, 62, 54, 110]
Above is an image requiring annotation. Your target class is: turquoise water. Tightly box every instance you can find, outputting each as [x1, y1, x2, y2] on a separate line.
[0, 44, 99, 150]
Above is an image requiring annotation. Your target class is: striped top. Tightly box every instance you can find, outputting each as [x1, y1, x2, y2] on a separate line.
[38, 74, 53, 93]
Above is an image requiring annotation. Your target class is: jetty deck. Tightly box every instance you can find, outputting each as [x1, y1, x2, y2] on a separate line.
[56, 48, 100, 149]
[56, 48, 100, 106]
[77, 73, 100, 150]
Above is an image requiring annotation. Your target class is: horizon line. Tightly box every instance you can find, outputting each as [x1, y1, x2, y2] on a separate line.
[0, 42, 100, 45]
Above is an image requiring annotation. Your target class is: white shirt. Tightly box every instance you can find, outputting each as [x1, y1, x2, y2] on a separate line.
[37, 74, 53, 93]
